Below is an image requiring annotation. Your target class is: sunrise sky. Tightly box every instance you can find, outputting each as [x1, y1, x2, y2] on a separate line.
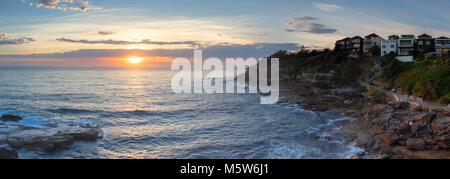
[1, 0, 450, 67]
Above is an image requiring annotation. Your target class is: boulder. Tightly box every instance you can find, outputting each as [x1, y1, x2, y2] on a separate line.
[0, 144, 18, 159]
[348, 155, 362, 159]
[431, 117, 450, 134]
[433, 134, 450, 149]
[406, 138, 426, 151]
[413, 113, 435, 124]
[380, 130, 399, 145]
[392, 102, 410, 110]
[0, 114, 22, 121]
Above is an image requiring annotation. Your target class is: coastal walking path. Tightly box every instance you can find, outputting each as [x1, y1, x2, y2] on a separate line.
[360, 82, 449, 113]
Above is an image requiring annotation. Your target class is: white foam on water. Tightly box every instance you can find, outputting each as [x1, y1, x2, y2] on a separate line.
[267, 142, 322, 159]
[343, 144, 368, 159]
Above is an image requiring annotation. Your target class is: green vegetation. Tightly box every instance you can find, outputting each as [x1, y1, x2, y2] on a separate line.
[270, 49, 362, 86]
[268, 49, 449, 105]
[365, 89, 385, 98]
[339, 59, 361, 85]
[379, 54, 449, 104]
[358, 86, 368, 93]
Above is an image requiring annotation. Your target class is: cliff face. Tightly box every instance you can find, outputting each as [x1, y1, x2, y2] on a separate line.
[261, 50, 450, 158]
[278, 60, 449, 158]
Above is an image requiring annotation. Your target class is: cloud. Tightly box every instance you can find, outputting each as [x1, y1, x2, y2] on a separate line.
[283, 16, 338, 34]
[25, 0, 100, 12]
[0, 43, 300, 59]
[256, 32, 267, 37]
[0, 33, 35, 45]
[313, 3, 342, 12]
[97, 31, 114, 36]
[56, 37, 200, 46]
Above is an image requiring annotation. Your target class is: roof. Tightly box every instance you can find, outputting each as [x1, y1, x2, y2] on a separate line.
[365, 33, 379, 38]
[436, 36, 449, 39]
[418, 33, 432, 38]
[352, 36, 363, 39]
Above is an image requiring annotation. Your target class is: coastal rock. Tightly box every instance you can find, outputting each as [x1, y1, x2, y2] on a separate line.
[51, 123, 104, 140]
[0, 144, 18, 159]
[1, 114, 22, 121]
[0, 125, 22, 134]
[348, 155, 362, 159]
[433, 134, 450, 149]
[431, 117, 450, 133]
[413, 113, 435, 124]
[406, 138, 426, 151]
[6, 123, 103, 152]
[7, 129, 75, 151]
[392, 102, 410, 110]
[380, 130, 399, 145]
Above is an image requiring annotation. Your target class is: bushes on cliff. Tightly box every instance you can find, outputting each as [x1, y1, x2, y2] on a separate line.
[379, 54, 413, 82]
[365, 89, 385, 99]
[394, 56, 450, 103]
[338, 59, 361, 85]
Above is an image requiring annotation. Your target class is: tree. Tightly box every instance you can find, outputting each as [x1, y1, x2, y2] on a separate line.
[368, 46, 381, 58]
[424, 46, 435, 53]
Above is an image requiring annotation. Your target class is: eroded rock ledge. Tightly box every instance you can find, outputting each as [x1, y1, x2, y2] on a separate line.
[0, 117, 103, 159]
[339, 100, 450, 159]
[279, 74, 450, 159]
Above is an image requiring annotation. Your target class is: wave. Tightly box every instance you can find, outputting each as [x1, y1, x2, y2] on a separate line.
[47, 108, 103, 114]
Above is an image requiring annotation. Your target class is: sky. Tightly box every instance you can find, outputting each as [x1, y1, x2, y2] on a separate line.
[0, 0, 449, 67]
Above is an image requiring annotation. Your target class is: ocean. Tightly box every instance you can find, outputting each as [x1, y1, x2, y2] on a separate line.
[0, 67, 363, 159]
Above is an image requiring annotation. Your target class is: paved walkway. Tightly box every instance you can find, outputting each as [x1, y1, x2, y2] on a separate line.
[360, 82, 449, 113]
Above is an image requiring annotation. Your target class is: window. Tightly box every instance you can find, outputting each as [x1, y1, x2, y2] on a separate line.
[391, 45, 395, 48]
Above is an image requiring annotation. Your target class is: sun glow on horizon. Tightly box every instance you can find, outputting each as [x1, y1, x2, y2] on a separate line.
[126, 56, 143, 64]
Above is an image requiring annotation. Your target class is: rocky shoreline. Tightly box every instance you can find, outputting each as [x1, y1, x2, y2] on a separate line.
[279, 73, 450, 159]
[0, 114, 103, 159]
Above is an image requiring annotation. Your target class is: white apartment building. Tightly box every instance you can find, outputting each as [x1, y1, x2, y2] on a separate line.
[435, 36, 450, 56]
[381, 35, 399, 57]
[398, 35, 416, 56]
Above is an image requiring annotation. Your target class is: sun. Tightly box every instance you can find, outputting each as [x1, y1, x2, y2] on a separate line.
[127, 56, 143, 64]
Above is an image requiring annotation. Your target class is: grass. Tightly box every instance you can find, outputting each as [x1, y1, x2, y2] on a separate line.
[394, 57, 449, 103]
[378, 55, 449, 105]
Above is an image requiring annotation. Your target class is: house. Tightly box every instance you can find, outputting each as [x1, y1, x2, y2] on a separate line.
[350, 36, 364, 56]
[381, 35, 399, 57]
[398, 35, 416, 56]
[416, 34, 434, 52]
[363, 33, 384, 54]
[335, 36, 364, 57]
[435, 36, 450, 56]
[335, 37, 352, 55]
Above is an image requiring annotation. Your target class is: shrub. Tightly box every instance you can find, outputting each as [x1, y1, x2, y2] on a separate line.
[339, 59, 361, 85]
[358, 86, 368, 93]
[365, 89, 385, 99]
[435, 93, 450, 105]
[394, 56, 449, 101]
